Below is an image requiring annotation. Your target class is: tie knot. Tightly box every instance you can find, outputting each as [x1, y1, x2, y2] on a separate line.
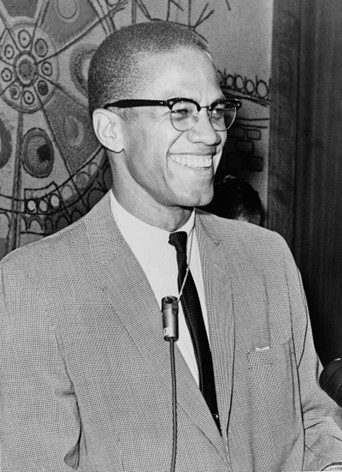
[169, 231, 188, 260]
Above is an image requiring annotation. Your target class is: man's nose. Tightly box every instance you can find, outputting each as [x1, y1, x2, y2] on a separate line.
[188, 110, 225, 145]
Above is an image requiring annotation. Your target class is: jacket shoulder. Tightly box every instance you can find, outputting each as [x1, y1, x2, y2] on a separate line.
[1, 192, 112, 271]
[197, 209, 287, 247]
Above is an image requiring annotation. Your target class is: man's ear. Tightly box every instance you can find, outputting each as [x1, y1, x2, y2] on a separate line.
[92, 108, 124, 153]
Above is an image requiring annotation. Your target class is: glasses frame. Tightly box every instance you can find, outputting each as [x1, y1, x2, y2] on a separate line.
[102, 97, 242, 131]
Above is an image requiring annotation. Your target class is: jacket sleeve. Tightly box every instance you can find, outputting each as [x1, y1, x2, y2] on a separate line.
[0, 257, 81, 472]
[278, 233, 342, 471]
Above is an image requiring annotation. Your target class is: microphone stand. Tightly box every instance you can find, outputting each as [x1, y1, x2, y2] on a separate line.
[161, 296, 179, 472]
[169, 337, 177, 472]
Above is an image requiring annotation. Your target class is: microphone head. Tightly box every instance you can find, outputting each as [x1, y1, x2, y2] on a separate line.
[161, 296, 179, 341]
[319, 358, 342, 408]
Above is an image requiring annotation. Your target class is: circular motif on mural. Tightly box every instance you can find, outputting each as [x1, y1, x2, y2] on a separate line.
[0, 22, 58, 113]
[26, 199, 37, 213]
[55, 0, 80, 22]
[70, 45, 97, 97]
[50, 193, 61, 210]
[22, 128, 54, 178]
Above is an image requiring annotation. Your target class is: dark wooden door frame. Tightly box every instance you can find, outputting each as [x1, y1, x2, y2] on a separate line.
[268, 0, 300, 248]
[269, 0, 342, 364]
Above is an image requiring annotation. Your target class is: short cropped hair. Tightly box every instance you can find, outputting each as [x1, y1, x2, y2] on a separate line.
[87, 21, 210, 116]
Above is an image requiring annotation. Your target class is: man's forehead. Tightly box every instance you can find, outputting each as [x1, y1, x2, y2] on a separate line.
[135, 48, 221, 96]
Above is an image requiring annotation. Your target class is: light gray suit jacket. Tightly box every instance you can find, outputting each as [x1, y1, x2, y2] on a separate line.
[1, 191, 342, 471]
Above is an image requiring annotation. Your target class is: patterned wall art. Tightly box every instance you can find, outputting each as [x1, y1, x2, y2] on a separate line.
[0, 0, 271, 259]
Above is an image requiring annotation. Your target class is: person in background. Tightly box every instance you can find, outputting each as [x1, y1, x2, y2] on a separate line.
[203, 174, 264, 225]
[1, 21, 342, 472]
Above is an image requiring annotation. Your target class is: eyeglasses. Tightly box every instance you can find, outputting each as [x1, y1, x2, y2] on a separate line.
[103, 97, 242, 132]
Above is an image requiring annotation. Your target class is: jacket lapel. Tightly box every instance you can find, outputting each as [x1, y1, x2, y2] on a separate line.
[196, 214, 236, 442]
[85, 194, 229, 462]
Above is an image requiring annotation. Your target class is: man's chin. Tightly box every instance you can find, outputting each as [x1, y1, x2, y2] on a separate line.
[179, 194, 214, 209]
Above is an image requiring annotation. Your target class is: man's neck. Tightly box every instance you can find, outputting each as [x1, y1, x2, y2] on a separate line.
[110, 188, 194, 232]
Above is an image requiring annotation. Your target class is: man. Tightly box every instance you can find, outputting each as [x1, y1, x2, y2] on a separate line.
[1, 21, 342, 472]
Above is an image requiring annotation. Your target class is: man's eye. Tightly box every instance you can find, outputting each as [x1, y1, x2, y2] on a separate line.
[211, 107, 225, 119]
[172, 104, 193, 119]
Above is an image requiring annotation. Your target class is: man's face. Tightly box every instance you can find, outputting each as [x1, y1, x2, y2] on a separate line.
[115, 47, 227, 219]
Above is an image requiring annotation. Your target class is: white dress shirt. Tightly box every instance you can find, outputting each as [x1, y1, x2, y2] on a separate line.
[110, 190, 210, 384]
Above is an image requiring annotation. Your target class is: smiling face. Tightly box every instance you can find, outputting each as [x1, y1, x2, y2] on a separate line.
[110, 47, 227, 230]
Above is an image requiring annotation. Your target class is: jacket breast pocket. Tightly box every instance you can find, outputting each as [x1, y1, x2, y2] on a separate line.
[245, 339, 302, 440]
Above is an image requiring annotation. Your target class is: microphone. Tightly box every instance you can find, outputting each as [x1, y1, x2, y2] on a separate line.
[161, 296, 179, 472]
[161, 296, 179, 341]
[319, 358, 342, 407]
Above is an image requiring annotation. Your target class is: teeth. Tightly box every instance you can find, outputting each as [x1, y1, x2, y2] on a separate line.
[170, 154, 212, 168]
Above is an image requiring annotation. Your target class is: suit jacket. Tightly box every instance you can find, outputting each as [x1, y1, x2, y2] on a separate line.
[1, 191, 342, 472]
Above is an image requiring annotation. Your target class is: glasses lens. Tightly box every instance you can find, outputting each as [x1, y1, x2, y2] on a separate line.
[211, 101, 237, 131]
[170, 100, 197, 131]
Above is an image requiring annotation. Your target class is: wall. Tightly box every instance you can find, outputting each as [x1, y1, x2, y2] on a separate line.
[0, 0, 274, 259]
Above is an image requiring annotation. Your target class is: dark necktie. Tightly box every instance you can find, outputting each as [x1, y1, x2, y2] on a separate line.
[169, 231, 221, 432]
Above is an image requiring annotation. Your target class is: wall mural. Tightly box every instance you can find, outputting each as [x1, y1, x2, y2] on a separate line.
[0, 0, 271, 259]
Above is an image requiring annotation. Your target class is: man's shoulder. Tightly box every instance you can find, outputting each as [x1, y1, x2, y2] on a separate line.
[0, 216, 85, 278]
[196, 210, 294, 279]
[197, 209, 283, 246]
[196, 210, 292, 270]
[1, 192, 112, 271]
